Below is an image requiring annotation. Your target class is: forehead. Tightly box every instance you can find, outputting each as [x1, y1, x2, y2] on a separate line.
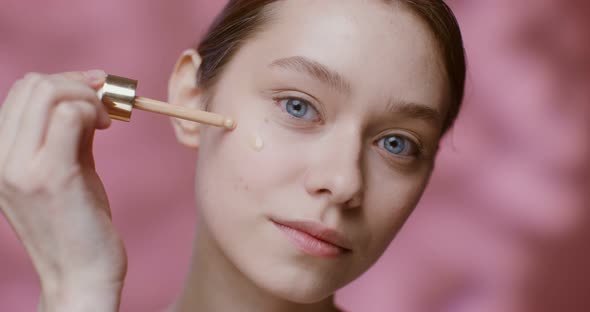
[242, 0, 448, 112]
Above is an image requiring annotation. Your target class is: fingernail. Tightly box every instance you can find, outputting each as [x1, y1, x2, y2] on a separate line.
[84, 69, 107, 82]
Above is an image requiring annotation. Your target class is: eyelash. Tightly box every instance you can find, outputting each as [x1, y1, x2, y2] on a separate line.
[376, 133, 425, 160]
[272, 95, 425, 159]
[273, 96, 322, 123]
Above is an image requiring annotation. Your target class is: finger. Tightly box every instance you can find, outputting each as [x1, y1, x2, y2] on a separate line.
[76, 115, 98, 169]
[48, 71, 111, 128]
[7, 76, 109, 168]
[51, 74, 112, 129]
[38, 100, 97, 167]
[0, 70, 108, 155]
[0, 73, 45, 166]
[51, 70, 107, 91]
[0, 73, 44, 134]
[0, 80, 20, 126]
[0, 73, 42, 126]
[0, 79, 24, 137]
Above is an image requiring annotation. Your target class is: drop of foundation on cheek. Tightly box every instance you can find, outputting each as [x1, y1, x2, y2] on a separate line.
[249, 134, 265, 152]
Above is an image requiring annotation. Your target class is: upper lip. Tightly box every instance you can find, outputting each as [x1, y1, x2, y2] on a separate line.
[270, 217, 353, 251]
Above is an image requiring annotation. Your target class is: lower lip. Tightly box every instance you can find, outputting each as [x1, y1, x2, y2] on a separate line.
[272, 221, 347, 258]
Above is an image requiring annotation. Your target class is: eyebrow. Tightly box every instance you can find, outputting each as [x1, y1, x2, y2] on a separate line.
[270, 56, 442, 127]
[269, 56, 352, 94]
[386, 100, 443, 127]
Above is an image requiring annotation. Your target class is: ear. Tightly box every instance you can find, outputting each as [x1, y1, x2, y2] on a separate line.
[168, 49, 205, 149]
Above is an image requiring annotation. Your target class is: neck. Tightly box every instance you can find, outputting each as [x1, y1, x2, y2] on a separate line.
[169, 219, 341, 312]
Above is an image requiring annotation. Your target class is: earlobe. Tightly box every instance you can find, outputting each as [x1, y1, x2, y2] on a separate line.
[168, 49, 205, 149]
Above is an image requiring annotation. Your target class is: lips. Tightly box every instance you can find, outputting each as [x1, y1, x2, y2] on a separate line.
[270, 218, 353, 257]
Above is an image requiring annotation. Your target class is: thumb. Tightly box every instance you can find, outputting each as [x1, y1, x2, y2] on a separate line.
[78, 126, 98, 169]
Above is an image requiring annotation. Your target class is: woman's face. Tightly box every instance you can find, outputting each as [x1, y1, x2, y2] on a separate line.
[191, 0, 448, 303]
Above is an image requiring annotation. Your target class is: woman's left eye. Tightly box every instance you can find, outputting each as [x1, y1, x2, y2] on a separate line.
[278, 97, 320, 121]
[377, 134, 419, 157]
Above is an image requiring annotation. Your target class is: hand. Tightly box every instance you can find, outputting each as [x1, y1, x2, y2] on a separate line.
[0, 71, 126, 311]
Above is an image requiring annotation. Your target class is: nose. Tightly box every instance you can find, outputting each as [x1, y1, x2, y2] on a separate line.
[303, 128, 364, 209]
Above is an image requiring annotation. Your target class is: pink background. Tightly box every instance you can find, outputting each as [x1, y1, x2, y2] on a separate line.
[1, 1, 589, 311]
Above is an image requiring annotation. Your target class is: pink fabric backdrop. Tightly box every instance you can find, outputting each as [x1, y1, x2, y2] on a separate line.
[1, 1, 589, 311]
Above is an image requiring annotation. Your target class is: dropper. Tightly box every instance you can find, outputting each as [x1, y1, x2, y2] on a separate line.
[97, 74, 236, 130]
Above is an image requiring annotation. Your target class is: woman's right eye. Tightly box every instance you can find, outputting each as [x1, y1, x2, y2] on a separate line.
[277, 97, 320, 122]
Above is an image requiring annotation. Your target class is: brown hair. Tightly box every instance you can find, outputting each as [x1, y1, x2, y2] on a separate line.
[196, 0, 466, 133]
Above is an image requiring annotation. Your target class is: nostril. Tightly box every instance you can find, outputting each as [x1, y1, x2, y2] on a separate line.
[315, 188, 332, 196]
[344, 193, 363, 209]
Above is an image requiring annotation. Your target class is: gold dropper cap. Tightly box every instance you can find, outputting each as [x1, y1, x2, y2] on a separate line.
[97, 74, 236, 130]
[97, 74, 136, 122]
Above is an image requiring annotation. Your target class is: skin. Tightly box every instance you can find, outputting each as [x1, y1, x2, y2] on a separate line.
[169, 0, 448, 311]
[0, 0, 448, 311]
[0, 70, 125, 312]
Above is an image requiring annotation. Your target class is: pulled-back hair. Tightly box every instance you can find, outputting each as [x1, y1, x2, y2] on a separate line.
[196, 0, 466, 133]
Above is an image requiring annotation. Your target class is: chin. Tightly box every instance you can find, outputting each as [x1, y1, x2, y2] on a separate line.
[229, 223, 375, 305]
[262, 278, 337, 304]
[243, 259, 348, 304]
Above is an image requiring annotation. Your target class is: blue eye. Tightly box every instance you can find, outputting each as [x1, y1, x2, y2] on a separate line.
[279, 98, 319, 121]
[378, 135, 417, 157]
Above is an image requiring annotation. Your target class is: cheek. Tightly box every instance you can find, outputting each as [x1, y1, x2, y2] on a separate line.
[361, 160, 432, 254]
[193, 125, 270, 250]
[195, 115, 305, 211]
